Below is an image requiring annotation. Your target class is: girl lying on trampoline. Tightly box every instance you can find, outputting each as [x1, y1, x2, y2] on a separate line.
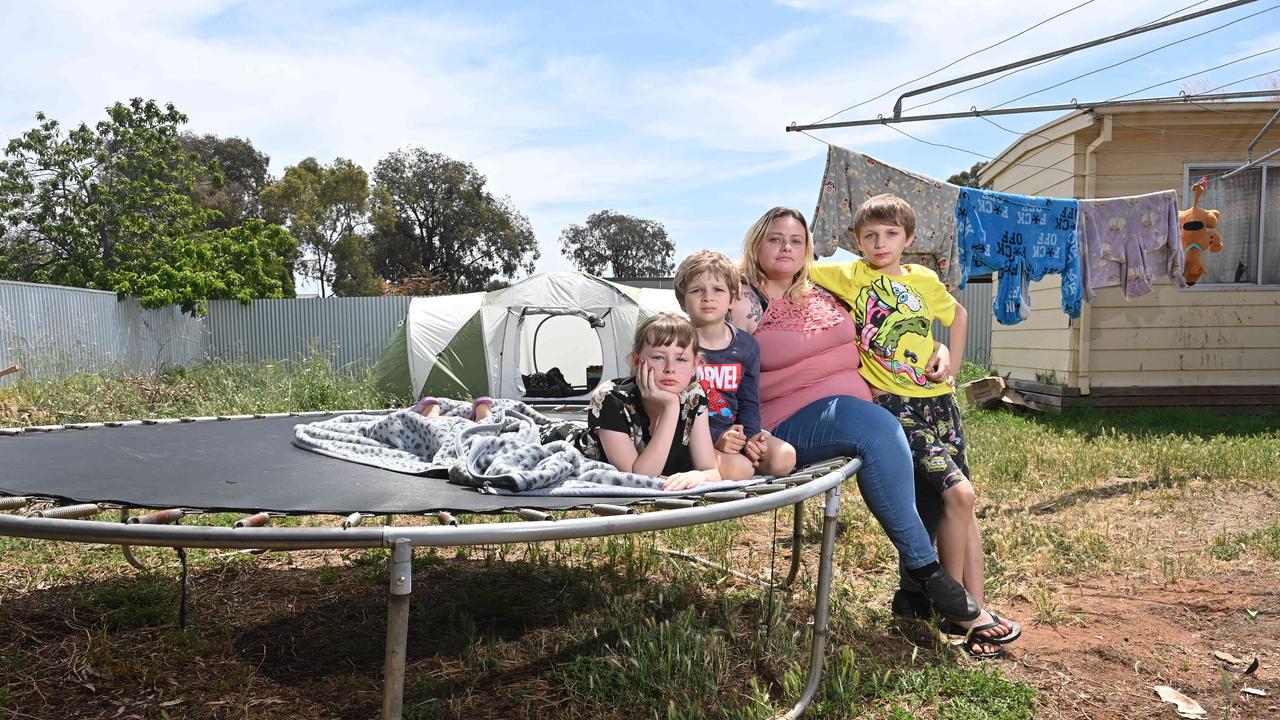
[416, 313, 754, 491]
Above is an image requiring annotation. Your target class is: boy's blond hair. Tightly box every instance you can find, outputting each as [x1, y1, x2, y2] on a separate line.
[632, 312, 698, 357]
[851, 193, 916, 239]
[673, 250, 741, 306]
[739, 206, 813, 303]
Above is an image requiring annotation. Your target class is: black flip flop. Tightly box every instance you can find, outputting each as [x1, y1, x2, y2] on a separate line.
[940, 611, 1022, 645]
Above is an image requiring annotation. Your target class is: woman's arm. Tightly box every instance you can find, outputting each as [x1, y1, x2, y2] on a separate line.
[728, 286, 763, 335]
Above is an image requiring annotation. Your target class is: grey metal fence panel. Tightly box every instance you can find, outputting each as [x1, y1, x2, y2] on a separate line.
[933, 280, 993, 369]
[0, 280, 206, 383]
[204, 296, 411, 373]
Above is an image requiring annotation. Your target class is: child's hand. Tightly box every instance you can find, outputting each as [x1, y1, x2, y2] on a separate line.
[663, 471, 706, 491]
[925, 346, 952, 384]
[744, 431, 769, 466]
[715, 424, 747, 454]
[636, 361, 679, 409]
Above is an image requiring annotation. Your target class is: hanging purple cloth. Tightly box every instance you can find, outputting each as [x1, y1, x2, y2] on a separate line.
[1078, 190, 1184, 301]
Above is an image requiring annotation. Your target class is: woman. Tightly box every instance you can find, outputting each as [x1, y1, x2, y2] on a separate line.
[730, 206, 1017, 650]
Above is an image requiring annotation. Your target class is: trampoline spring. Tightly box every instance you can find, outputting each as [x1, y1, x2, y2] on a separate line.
[517, 509, 554, 522]
[435, 512, 458, 527]
[143, 418, 181, 425]
[652, 498, 697, 510]
[777, 473, 817, 486]
[0, 496, 31, 511]
[105, 420, 144, 427]
[128, 508, 185, 525]
[24, 424, 66, 433]
[745, 484, 787, 495]
[590, 504, 636, 516]
[0, 427, 25, 436]
[342, 512, 367, 529]
[31, 503, 103, 519]
[703, 491, 749, 503]
[217, 414, 255, 421]
[180, 416, 218, 423]
[253, 412, 292, 419]
[65, 422, 105, 430]
[233, 512, 272, 528]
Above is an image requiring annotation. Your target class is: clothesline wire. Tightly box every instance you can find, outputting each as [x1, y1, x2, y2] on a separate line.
[1103, 47, 1280, 101]
[902, 0, 1215, 114]
[1108, 116, 1280, 141]
[808, 0, 1098, 126]
[1203, 68, 1280, 94]
[987, 3, 1280, 110]
[884, 122, 1278, 183]
[976, 113, 1279, 158]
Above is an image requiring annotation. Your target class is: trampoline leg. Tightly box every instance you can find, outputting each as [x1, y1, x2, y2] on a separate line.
[779, 484, 843, 720]
[780, 501, 805, 590]
[382, 539, 413, 720]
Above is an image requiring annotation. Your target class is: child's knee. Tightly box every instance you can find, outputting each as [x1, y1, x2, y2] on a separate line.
[942, 479, 976, 513]
[717, 451, 755, 481]
[763, 438, 796, 476]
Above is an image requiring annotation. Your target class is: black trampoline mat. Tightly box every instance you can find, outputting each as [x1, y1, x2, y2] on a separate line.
[0, 415, 663, 515]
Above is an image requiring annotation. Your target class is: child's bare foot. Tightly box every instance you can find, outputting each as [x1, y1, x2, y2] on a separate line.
[472, 396, 494, 420]
[411, 397, 441, 417]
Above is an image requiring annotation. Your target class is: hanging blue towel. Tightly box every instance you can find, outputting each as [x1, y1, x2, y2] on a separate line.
[956, 188, 1082, 325]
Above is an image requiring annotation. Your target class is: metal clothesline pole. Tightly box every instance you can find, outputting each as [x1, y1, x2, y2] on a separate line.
[888, 0, 1263, 119]
[1221, 146, 1280, 179]
[786, 89, 1280, 132]
[1245, 107, 1280, 161]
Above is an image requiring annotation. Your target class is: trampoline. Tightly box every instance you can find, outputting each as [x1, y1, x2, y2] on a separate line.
[0, 407, 859, 719]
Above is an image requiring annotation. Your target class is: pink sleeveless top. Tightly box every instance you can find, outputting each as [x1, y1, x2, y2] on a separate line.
[753, 287, 872, 431]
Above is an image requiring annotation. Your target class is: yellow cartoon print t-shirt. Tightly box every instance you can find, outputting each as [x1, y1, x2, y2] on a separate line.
[811, 260, 956, 397]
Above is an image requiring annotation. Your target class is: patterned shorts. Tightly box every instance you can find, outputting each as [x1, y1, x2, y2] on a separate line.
[873, 392, 970, 495]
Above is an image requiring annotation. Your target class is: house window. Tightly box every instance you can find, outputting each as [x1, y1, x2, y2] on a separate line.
[1185, 164, 1278, 286]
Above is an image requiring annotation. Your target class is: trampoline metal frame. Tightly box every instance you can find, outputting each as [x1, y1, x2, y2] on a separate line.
[0, 459, 856, 719]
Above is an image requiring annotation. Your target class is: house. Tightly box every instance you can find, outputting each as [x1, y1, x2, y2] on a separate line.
[978, 100, 1280, 410]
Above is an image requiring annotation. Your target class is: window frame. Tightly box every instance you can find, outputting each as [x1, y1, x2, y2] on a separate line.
[1182, 161, 1279, 290]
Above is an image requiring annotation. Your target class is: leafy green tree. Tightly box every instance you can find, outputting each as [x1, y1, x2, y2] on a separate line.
[181, 133, 272, 229]
[947, 161, 992, 189]
[558, 210, 674, 278]
[368, 148, 538, 293]
[0, 98, 297, 314]
[331, 234, 385, 296]
[260, 156, 368, 297]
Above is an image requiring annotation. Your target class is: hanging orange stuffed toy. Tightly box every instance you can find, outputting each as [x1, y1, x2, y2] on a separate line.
[1179, 177, 1222, 286]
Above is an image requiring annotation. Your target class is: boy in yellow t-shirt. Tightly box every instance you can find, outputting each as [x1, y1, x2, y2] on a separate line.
[811, 193, 1020, 659]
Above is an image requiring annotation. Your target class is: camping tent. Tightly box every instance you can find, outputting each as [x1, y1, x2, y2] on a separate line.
[374, 272, 683, 403]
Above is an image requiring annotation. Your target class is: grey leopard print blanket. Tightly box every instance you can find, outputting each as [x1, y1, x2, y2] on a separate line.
[292, 398, 758, 496]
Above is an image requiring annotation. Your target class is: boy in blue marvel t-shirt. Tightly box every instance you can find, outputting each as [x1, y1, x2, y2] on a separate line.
[674, 250, 796, 479]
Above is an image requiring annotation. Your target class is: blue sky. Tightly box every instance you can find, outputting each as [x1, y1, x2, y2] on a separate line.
[2, 0, 1278, 293]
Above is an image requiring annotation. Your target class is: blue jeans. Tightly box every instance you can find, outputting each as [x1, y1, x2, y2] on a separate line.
[773, 395, 938, 569]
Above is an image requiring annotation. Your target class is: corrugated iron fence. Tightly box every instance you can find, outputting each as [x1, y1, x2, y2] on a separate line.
[204, 295, 410, 372]
[933, 279, 993, 369]
[1, 278, 993, 381]
[0, 281, 410, 383]
[0, 280, 206, 380]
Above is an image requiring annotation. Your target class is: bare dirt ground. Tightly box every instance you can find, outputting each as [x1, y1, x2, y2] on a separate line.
[1001, 569, 1278, 719]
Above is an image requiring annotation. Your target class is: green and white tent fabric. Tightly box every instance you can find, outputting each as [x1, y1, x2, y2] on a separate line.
[374, 272, 683, 403]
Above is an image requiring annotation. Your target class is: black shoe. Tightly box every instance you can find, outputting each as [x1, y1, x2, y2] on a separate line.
[916, 566, 980, 622]
[890, 588, 935, 620]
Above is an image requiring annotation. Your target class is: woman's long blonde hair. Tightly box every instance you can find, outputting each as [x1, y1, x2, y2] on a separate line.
[739, 206, 813, 303]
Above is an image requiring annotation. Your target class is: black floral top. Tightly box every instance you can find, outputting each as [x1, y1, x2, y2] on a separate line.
[575, 377, 708, 476]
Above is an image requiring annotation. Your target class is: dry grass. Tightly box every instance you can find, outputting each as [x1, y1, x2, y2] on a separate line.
[2, 364, 1279, 718]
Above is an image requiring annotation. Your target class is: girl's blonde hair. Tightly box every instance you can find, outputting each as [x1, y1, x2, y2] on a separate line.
[632, 312, 698, 357]
[739, 206, 813, 302]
